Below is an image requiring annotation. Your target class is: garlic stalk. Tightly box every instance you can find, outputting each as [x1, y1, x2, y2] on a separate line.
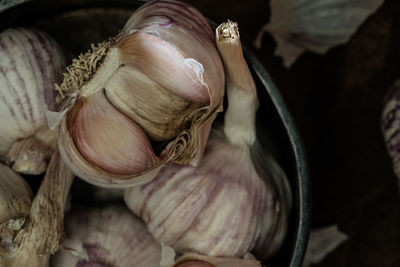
[54, 0, 225, 188]
[124, 21, 291, 259]
[51, 205, 162, 267]
[173, 253, 261, 267]
[254, 0, 384, 67]
[0, 151, 74, 266]
[0, 28, 66, 174]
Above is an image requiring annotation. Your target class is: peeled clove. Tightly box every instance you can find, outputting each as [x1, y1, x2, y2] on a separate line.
[0, 151, 74, 266]
[255, 0, 384, 67]
[51, 205, 162, 267]
[0, 28, 66, 174]
[124, 21, 291, 260]
[53, 0, 225, 188]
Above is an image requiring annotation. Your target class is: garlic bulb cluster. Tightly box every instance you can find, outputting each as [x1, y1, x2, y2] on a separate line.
[53, 0, 225, 188]
[0, 151, 74, 267]
[51, 205, 162, 267]
[0, 28, 66, 174]
[381, 79, 400, 188]
[124, 21, 291, 260]
[254, 0, 384, 67]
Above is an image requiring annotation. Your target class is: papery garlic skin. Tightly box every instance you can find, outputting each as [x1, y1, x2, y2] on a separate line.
[51, 205, 162, 267]
[55, 0, 224, 188]
[0, 164, 32, 224]
[125, 134, 280, 258]
[0, 28, 65, 173]
[255, 0, 384, 67]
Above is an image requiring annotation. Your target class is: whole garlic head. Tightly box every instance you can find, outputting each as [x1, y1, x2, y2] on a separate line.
[0, 28, 66, 174]
[54, 0, 225, 188]
[124, 133, 289, 259]
[51, 205, 162, 267]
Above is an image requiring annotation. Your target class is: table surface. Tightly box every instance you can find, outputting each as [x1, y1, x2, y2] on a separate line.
[190, 0, 400, 266]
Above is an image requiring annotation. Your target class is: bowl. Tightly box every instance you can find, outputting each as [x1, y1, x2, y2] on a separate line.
[0, 1, 310, 266]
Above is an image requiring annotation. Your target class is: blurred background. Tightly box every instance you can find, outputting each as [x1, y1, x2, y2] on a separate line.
[188, 0, 400, 266]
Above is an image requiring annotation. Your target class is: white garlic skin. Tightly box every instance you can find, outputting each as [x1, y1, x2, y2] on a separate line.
[0, 28, 66, 158]
[50, 205, 162, 267]
[255, 0, 384, 67]
[125, 134, 286, 259]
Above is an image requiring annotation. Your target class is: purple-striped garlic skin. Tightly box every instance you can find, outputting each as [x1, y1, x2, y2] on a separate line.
[381, 80, 400, 185]
[124, 133, 285, 259]
[0, 28, 66, 173]
[50, 205, 162, 267]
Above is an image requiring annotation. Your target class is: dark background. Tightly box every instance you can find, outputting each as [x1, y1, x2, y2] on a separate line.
[189, 0, 400, 266]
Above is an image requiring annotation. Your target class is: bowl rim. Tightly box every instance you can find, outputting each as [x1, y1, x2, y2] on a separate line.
[244, 49, 311, 267]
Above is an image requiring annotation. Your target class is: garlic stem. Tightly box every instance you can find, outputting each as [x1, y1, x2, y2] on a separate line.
[216, 21, 258, 148]
[0, 151, 74, 266]
[28, 150, 74, 255]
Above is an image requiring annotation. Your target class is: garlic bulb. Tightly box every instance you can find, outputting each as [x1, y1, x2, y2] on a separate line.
[0, 28, 66, 174]
[124, 21, 291, 259]
[0, 151, 74, 266]
[51, 205, 162, 267]
[173, 253, 261, 267]
[381, 79, 400, 189]
[54, 0, 225, 188]
[254, 0, 384, 67]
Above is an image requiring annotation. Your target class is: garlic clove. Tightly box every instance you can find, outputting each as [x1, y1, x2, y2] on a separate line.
[106, 36, 205, 141]
[71, 91, 159, 175]
[116, 32, 210, 104]
[255, 0, 384, 67]
[0, 28, 66, 173]
[173, 253, 262, 267]
[54, 0, 224, 187]
[51, 205, 162, 267]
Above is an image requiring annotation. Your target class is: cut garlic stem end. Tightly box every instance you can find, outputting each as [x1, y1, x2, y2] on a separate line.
[6, 136, 53, 175]
[216, 21, 259, 148]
